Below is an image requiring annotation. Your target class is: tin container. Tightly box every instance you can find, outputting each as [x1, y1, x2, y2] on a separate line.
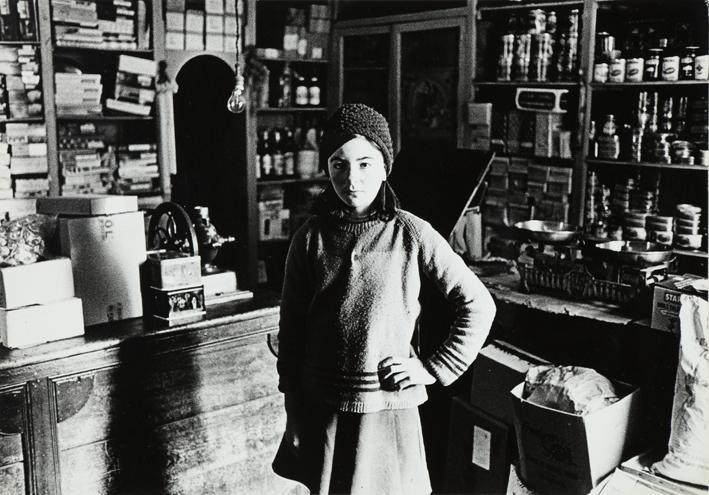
[593, 62, 609, 82]
[694, 54, 709, 80]
[661, 56, 680, 81]
[609, 58, 626, 82]
[625, 58, 644, 81]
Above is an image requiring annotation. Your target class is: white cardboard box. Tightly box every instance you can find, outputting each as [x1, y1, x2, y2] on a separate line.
[37, 195, 138, 216]
[59, 211, 146, 326]
[0, 258, 74, 309]
[0, 297, 84, 349]
[511, 381, 641, 495]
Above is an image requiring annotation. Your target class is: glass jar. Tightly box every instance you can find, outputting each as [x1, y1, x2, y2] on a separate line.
[680, 46, 699, 80]
[602, 114, 617, 136]
[644, 48, 663, 81]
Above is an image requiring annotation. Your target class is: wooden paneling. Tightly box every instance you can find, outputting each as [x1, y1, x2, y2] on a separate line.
[0, 386, 26, 495]
[0, 463, 25, 494]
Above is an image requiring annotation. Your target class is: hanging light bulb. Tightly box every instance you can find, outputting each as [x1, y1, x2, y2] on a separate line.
[227, 73, 246, 113]
[227, 0, 247, 113]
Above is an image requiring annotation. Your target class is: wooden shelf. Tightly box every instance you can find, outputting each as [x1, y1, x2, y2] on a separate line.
[477, 0, 583, 12]
[497, 154, 576, 166]
[57, 114, 153, 121]
[475, 81, 581, 87]
[674, 249, 709, 259]
[0, 40, 39, 45]
[259, 57, 328, 63]
[257, 177, 328, 186]
[586, 159, 709, 171]
[1, 117, 44, 123]
[53, 45, 153, 54]
[591, 81, 709, 89]
[256, 107, 328, 113]
[345, 66, 387, 71]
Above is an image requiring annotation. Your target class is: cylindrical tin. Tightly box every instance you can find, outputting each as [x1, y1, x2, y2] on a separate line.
[609, 58, 626, 82]
[661, 56, 680, 81]
[625, 58, 644, 81]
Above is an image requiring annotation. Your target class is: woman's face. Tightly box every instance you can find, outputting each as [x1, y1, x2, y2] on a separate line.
[327, 136, 387, 216]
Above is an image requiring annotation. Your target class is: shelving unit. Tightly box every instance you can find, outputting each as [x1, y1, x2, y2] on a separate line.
[471, 0, 708, 266]
[0, 0, 168, 217]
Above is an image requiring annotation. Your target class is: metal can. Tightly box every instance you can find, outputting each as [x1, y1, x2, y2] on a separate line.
[661, 56, 680, 81]
[625, 58, 644, 82]
[593, 62, 609, 83]
[609, 58, 626, 82]
[694, 54, 709, 80]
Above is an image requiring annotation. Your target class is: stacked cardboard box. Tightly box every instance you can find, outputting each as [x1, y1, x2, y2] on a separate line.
[105, 55, 156, 116]
[166, 0, 240, 52]
[0, 258, 84, 349]
[36, 195, 146, 326]
[115, 143, 159, 195]
[4, 122, 49, 198]
[0, 44, 42, 120]
[58, 122, 112, 195]
[55, 72, 103, 116]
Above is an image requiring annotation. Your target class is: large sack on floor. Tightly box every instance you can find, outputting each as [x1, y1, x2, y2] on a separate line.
[652, 294, 709, 486]
[523, 365, 619, 415]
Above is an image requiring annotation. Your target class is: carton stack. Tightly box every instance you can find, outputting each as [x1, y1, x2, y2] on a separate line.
[255, 2, 330, 60]
[36, 195, 147, 326]
[115, 143, 159, 195]
[165, 0, 242, 52]
[105, 55, 156, 116]
[5, 122, 49, 198]
[0, 258, 84, 349]
[257, 185, 290, 241]
[58, 122, 113, 195]
[0, 44, 42, 120]
[54, 72, 103, 116]
[52, 0, 147, 50]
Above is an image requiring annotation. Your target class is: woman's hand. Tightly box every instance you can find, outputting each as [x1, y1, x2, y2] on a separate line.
[378, 356, 436, 391]
[284, 394, 301, 449]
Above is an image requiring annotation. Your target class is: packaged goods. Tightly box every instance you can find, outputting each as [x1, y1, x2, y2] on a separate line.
[523, 365, 619, 415]
[652, 295, 709, 486]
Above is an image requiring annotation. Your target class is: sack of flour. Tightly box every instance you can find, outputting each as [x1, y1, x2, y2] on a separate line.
[523, 365, 619, 415]
[652, 294, 709, 486]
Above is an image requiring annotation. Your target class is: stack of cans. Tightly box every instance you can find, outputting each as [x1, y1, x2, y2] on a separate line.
[623, 210, 649, 241]
[674, 204, 703, 249]
[645, 215, 674, 246]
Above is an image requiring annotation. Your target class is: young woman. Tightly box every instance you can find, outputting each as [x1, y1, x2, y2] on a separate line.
[272, 103, 496, 495]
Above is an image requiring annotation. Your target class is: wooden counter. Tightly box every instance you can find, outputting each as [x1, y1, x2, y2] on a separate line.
[0, 293, 298, 495]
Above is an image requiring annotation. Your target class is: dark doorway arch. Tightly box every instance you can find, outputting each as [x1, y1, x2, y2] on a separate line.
[172, 55, 248, 276]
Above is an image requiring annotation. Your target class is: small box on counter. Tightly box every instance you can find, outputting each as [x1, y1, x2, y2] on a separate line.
[651, 274, 707, 333]
[510, 381, 641, 495]
[149, 285, 206, 326]
[1, 297, 84, 349]
[0, 258, 74, 310]
[146, 251, 202, 290]
[445, 397, 517, 495]
[37, 195, 138, 216]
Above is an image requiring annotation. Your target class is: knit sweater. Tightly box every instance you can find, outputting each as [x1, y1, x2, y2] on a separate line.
[277, 209, 496, 413]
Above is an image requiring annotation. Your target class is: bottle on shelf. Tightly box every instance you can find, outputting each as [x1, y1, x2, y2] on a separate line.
[278, 63, 293, 108]
[16, 0, 35, 40]
[588, 120, 598, 158]
[644, 43, 663, 82]
[294, 72, 309, 107]
[308, 75, 321, 106]
[597, 114, 620, 159]
[283, 127, 295, 176]
[680, 46, 699, 80]
[270, 128, 284, 176]
[259, 128, 273, 178]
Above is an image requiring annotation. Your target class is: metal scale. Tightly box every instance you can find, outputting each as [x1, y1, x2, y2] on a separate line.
[513, 220, 672, 306]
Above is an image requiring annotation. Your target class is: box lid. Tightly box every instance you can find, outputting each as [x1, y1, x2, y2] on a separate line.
[36, 195, 138, 216]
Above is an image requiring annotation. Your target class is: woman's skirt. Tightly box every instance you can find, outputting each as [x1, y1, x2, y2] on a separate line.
[272, 396, 432, 495]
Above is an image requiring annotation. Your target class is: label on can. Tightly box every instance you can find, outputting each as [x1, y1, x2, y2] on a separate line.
[593, 63, 609, 83]
[661, 56, 680, 81]
[609, 59, 626, 82]
[695, 55, 709, 80]
[625, 58, 644, 81]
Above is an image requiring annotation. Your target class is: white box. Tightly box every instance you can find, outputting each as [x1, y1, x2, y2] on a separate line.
[1, 298, 84, 349]
[166, 31, 185, 50]
[206, 34, 224, 51]
[166, 11, 185, 31]
[205, 0, 224, 13]
[37, 195, 138, 215]
[59, 212, 147, 326]
[0, 258, 74, 309]
[206, 14, 224, 33]
[185, 10, 204, 33]
[511, 381, 641, 494]
[185, 33, 204, 50]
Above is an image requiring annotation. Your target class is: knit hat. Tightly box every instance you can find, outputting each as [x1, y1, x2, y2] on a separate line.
[319, 103, 394, 175]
